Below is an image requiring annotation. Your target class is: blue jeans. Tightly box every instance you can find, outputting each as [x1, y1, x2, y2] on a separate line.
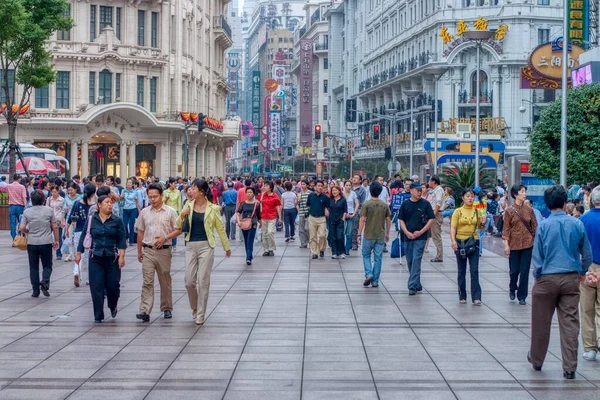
[283, 208, 298, 238]
[56, 227, 63, 258]
[477, 229, 485, 255]
[9, 204, 24, 240]
[242, 227, 257, 261]
[122, 208, 138, 244]
[344, 217, 355, 253]
[484, 214, 496, 233]
[362, 238, 385, 285]
[405, 239, 426, 290]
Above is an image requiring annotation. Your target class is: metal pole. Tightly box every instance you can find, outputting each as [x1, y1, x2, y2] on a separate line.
[409, 102, 414, 176]
[474, 43, 481, 188]
[390, 114, 397, 179]
[560, 12, 568, 186]
[184, 122, 189, 179]
[433, 77, 439, 175]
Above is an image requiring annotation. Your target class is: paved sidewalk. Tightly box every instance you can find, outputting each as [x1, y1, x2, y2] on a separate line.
[0, 226, 599, 400]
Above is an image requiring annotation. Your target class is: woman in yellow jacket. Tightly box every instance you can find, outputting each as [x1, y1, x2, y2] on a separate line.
[451, 188, 487, 305]
[178, 179, 231, 325]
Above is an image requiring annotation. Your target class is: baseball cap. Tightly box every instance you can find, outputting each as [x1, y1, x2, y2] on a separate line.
[473, 186, 482, 194]
[410, 181, 422, 190]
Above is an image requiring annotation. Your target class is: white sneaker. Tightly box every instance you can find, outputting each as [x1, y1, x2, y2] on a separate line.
[583, 350, 597, 361]
[340, 254, 346, 259]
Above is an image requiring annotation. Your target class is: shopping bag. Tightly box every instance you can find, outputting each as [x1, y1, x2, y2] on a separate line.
[12, 233, 27, 251]
[390, 235, 400, 258]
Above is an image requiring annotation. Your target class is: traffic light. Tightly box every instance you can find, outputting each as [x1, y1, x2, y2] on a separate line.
[314, 124, 322, 140]
[246, 148, 251, 156]
[198, 113, 206, 132]
[345, 99, 357, 122]
[253, 146, 258, 156]
[287, 147, 293, 156]
[384, 147, 391, 160]
[373, 124, 380, 140]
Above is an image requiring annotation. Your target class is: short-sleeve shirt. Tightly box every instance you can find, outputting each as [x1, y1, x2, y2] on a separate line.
[399, 198, 435, 241]
[429, 185, 444, 211]
[22, 206, 56, 245]
[135, 204, 179, 246]
[281, 191, 297, 209]
[361, 199, 391, 240]
[345, 190, 357, 214]
[259, 192, 281, 220]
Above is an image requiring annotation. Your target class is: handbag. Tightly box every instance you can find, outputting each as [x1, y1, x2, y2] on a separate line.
[238, 202, 258, 231]
[12, 233, 27, 251]
[391, 234, 400, 258]
[456, 210, 478, 258]
[83, 212, 94, 249]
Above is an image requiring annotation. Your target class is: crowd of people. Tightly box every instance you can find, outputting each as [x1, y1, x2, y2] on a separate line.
[5, 171, 600, 380]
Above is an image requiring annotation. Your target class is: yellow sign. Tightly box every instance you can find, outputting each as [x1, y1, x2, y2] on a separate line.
[474, 16, 489, 31]
[495, 24, 509, 41]
[569, 0, 585, 45]
[456, 21, 469, 36]
[439, 27, 454, 44]
[529, 43, 585, 80]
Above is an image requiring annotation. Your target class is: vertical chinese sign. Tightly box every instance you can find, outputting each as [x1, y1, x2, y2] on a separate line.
[299, 39, 314, 146]
[568, 0, 589, 49]
[252, 71, 261, 132]
[269, 109, 281, 151]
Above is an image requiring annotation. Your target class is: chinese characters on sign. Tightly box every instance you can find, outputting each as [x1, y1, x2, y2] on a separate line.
[439, 27, 454, 44]
[269, 110, 281, 151]
[251, 71, 261, 132]
[568, 0, 589, 48]
[299, 39, 314, 144]
[473, 16, 489, 31]
[495, 24, 509, 41]
[440, 18, 508, 49]
[456, 21, 469, 36]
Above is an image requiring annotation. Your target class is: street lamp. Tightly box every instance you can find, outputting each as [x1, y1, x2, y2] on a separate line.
[425, 66, 449, 175]
[404, 89, 421, 176]
[519, 99, 541, 134]
[385, 108, 400, 179]
[463, 30, 495, 187]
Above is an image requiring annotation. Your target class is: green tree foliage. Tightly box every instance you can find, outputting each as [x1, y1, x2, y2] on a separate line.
[293, 158, 316, 173]
[440, 162, 494, 205]
[529, 83, 600, 184]
[0, 0, 73, 179]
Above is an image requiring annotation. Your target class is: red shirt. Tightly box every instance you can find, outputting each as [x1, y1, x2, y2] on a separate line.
[237, 186, 248, 205]
[8, 181, 27, 206]
[234, 181, 244, 190]
[259, 192, 281, 220]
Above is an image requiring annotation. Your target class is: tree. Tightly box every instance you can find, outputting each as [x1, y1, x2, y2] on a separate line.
[440, 162, 494, 205]
[0, 0, 72, 180]
[529, 83, 600, 185]
[293, 158, 315, 173]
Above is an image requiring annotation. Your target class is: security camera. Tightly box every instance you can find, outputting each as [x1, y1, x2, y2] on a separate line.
[519, 105, 526, 114]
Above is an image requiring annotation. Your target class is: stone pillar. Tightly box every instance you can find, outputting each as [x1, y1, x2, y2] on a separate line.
[205, 145, 213, 177]
[171, 141, 183, 178]
[70, 140, 78, 178]
[197, 141, 206, 178]
[188, 142, 197, 180]
[492, 78, 500, 118]
[128, 141, 137, 179]
[119, 141, 128, 182]
[215, 146, 223, 178]
[81, 140, 89, 178]
[156, 141, 169, 180]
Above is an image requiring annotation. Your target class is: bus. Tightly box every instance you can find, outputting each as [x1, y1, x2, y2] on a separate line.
[0, 143, 70, 178]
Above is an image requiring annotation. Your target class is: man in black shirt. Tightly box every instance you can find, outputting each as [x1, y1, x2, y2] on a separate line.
[399, 181, 435, 295]
[306, 180, 330, 259]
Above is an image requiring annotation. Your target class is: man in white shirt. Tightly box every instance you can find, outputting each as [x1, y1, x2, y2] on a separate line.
[428, 175, 444, 262]
[366, 175, 390, 204]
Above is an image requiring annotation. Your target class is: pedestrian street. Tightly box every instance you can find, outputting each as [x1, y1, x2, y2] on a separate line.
[0, 228, 599, 400]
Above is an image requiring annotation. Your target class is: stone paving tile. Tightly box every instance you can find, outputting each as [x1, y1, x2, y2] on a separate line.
[1, 229, 599, 400]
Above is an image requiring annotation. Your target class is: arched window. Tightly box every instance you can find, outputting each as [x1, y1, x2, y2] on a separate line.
[99, 69, 112, 104]
[471, 70, 488, 98]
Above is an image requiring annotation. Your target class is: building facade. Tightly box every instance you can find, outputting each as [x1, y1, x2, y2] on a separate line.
[0, 0, 237, 181]
[329, 0, 568, 173]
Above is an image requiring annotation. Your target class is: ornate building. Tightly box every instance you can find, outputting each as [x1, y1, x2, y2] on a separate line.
[0, 0, 238, 180]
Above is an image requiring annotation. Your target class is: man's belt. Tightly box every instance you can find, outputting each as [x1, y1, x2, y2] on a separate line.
[142, 243, 170, 250]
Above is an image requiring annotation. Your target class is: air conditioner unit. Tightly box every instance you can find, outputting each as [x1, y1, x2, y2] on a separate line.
[456, 123, 472, 139]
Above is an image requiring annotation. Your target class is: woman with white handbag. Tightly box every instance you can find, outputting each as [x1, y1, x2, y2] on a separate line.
[236, 187, 262, 265]
[67, 184, 96, 287]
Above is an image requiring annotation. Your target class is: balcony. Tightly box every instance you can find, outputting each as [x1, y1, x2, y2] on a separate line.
[213, 16, 233, 48]
[314, 42, 329, 53]
[458, 90, 493, 106]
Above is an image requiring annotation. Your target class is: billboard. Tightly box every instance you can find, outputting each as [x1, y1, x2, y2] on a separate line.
[251, 71, 261, 131]
[299, 39, 314, 144]
[269, 110, 281, 151]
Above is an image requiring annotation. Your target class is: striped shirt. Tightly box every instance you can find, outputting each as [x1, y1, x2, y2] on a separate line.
[7, 182, 27, 206]
[298, 190, 311, 214]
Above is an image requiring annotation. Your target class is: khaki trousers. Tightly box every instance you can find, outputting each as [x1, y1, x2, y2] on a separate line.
[580, 263, 600, 352]
[184, 241, 215, 320]
[139, 247, 173, 314]
[430, 213, 443, 259]
[530, 272, 580, 372]
[261, 219, 276, 252]
[309, 216, 327, 255]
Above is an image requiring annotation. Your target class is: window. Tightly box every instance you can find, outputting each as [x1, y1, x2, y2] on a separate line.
[138, 10, 146, 46]
[35, 87, 49, 108]
[471, 70, 488, 97]
[323, 79, 328, 93]
[89, 72, 96, 105]
[150, 77, 157, 112]
[57, 4, 71, 40]
[151, 12, 159, 47]
[99, 6, 113, 30]
[116, 8, 122, 39]
[90, 5, 97, 40]
[537, 0, 549, 4]
[99, 69, 112, 104]
[115, 73, 121, 101]
[137, 76, 145, 106]
[56, 71, 70, 109]
[323, 105, 328, 120]
[538, 29, 550, 45]
[0, 69, 15, 104]
[324, 57, 329, 69]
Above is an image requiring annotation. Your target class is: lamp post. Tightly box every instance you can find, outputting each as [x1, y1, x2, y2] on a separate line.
[519, 99, 542, 134]
[385, 109, 400, 179]
[404, 89, 421, 176]
[463, 30, 495, 187]
[425, 67, 449, 175]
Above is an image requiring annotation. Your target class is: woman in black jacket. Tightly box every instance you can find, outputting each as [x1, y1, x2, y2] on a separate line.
[75, 195, 126, 323]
